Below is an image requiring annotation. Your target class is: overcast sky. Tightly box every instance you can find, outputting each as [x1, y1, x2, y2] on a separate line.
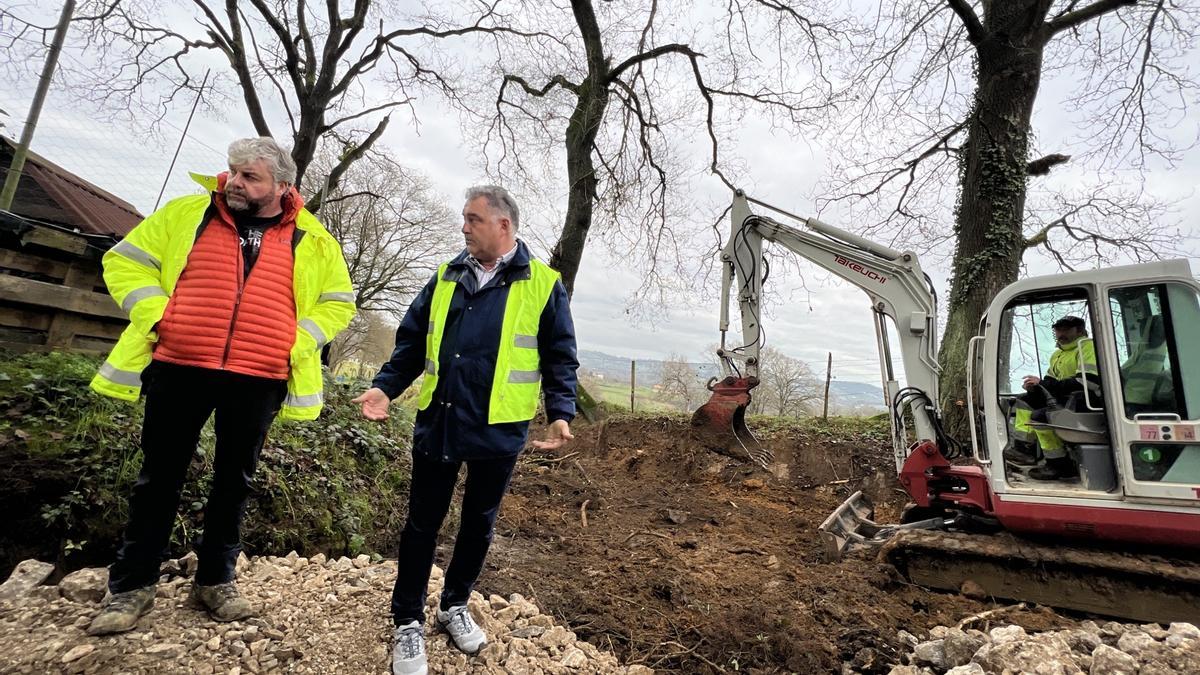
[2, 1, 1197, 386]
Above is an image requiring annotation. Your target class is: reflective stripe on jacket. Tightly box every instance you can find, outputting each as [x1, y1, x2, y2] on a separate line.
[90, 172, 356, 421]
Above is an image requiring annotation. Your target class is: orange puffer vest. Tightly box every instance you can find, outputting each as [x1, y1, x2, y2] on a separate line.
[154, 181, 298, 380]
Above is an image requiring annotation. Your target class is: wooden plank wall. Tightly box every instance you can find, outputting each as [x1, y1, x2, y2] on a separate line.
[0, 238, 127, 354]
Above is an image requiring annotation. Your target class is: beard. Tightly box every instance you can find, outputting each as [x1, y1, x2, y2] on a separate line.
[225, 190, 274, 215]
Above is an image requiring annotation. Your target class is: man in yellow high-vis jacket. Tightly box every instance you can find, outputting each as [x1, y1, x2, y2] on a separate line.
[353, 185, 578, 675]
[87, 138, 355, 636]
[1007, 315, 1098, 480]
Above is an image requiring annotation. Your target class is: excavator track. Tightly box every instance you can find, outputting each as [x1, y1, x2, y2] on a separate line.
[881, 529, 1200, 625]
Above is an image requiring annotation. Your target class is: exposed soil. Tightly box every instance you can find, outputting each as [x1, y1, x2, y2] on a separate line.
[485, 415, 1068, 673]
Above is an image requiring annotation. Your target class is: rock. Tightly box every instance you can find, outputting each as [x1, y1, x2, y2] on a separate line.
[912, 640, 947, 669]
[945, 665, 985, 675]
[851, 647, 883, 671]
[896, 630, 921, 649]
[1090, 644, 1138, 675]
[180, 552, 199, 576]
[61, 644, 95, 663]
[664, 509, 688, 524]
[887, 667, 927, 675]
[159, 558, 184, 577]
[765, 554, 780, 569]
[206, 636, 221, 651]
[972, 636, 1075, 675]
[352, 554, 371, 569]
[743, 478, 765, 490]
[943, 629, 988, 667]
[59, 568, 109, 604]
[310, 553, 327, 565]
[626, 667, 655, 675]
[285, 551, 299, 561]
[1166, 634, 1195, 649]
[1116, 630, 1156, 655]
[511, 626, 546, 640]
[959, 580, 987, 600]
[0, 559, 54, 602]
[560, 648, 587, 668]
[1063, 629, 1102, 655]
[489, 594, 509, 610]
[929, 626, 953, 640]
[1168, 623, 1200, 639]
[235, 552, 250, 574]
[1141, 623, 1168, 639]
[988, 625, 1028, 644]
[144, 642, 184, 658]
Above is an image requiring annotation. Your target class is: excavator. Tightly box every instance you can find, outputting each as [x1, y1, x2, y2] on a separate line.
[694, 190, 1200, 623]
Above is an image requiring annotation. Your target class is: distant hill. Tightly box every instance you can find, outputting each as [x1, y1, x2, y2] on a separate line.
[578, 349, 886, 412]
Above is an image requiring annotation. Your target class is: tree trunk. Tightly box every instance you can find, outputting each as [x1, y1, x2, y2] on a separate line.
[548, 0, 608, 298]
[550, 79, 608, 297]
[938, 4, 1051, 438]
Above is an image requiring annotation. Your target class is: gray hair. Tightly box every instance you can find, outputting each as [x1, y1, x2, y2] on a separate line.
[465, 185, 520, 231]
[228, 137, 297, 185]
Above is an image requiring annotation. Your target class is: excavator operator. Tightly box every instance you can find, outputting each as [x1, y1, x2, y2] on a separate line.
[1005, 315, 1098, 480]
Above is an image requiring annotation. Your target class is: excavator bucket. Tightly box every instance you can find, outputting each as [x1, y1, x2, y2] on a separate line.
[819, 491, 947, 561]
[691, 376, 773, 469]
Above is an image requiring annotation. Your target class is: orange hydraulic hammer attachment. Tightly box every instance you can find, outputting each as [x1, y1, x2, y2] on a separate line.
[691, 375, 772, 469]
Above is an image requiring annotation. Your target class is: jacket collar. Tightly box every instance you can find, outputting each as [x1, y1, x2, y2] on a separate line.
[446, 239, 533, 282]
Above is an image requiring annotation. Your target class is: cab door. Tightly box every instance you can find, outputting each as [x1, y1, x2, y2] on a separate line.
[1104, 277, 1200, 501]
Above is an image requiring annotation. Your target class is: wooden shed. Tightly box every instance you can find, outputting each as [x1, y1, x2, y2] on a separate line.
[0, 137, 142, 353]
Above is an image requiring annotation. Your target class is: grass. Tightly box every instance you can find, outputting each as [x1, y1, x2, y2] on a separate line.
[0, 351, 414, 574]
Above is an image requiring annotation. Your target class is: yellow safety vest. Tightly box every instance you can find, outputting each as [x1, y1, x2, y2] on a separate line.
[1048, 338, 1098, 381]
[89, 173, 356, 421]
[417, 258, 559, 424]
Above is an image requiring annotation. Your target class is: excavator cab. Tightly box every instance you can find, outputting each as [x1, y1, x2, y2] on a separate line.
[979, 268, 1200, 501]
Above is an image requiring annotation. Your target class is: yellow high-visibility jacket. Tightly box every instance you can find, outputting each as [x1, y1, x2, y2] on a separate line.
[90, 173, 356, 421]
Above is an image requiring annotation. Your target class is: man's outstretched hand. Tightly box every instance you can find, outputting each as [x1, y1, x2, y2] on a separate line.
[531, 419, 573, 450]
[353, 387, 391, 421]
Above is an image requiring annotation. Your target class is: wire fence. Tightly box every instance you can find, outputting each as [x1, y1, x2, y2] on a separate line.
[1, 94, 227, 221]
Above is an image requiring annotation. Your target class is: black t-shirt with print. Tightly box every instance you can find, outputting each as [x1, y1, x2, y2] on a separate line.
[232, 212, 283, 278]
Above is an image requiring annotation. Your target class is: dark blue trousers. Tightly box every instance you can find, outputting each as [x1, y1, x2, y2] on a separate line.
[390, 449, 519, 625]
[107, 362, 286, 593]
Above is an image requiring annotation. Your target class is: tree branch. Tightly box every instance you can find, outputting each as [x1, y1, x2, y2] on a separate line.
[1048, 0, 1137, 35]
[945, 0, 987, 46]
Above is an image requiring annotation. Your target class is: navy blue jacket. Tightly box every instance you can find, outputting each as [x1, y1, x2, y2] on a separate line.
[372, 241, 579, 461]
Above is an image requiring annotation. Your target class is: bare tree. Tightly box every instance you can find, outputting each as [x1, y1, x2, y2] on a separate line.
[1, 1, 550, 209]
[464, 0, 847, 297]
[308, 147, 458, 315]
[751, 346, 821, 417]
[328, 310, 399, 375]
[658, 353, 702, 410]
[814, 0, 1197, 429]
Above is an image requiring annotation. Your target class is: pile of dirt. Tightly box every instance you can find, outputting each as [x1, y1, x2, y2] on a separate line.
[0, 552, 652, 675]
[486, 415, 1070, 673]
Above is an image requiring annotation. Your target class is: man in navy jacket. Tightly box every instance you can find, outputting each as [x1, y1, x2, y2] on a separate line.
[354, 185, 578, 675]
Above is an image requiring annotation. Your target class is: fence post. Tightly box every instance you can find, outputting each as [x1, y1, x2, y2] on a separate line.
[630, 360, 636, 412]
[822, 352, 833, 421]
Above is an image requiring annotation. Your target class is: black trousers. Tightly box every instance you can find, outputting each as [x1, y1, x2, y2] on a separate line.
[390, 450, 519, 625]
[107, 362, 286, 593]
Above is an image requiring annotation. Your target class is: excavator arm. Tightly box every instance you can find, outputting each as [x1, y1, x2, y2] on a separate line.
[695, 190, 948, 472]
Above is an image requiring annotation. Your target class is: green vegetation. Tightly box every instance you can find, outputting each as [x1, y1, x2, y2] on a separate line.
[0, 351, 414, 577]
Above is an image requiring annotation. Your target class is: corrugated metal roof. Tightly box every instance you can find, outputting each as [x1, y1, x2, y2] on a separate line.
[1, 136, 143, 237]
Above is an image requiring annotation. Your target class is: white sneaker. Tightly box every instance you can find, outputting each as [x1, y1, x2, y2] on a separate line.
[391, 621, 427, 675]
[437, 604, 487, 654]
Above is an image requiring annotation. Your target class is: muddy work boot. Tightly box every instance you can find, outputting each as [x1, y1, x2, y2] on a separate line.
[1029, 457, 1079, 481]
[1002, 441, 1038, 466]
[437, 604, 487, 654]
[392, 621, 427, 675]
[189, 582, 254, 622]
[87, 585, 155, 635]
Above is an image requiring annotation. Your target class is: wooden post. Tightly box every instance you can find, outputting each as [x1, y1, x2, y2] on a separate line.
[822, 352, 833, 421]
[630, 360, 636, 412]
